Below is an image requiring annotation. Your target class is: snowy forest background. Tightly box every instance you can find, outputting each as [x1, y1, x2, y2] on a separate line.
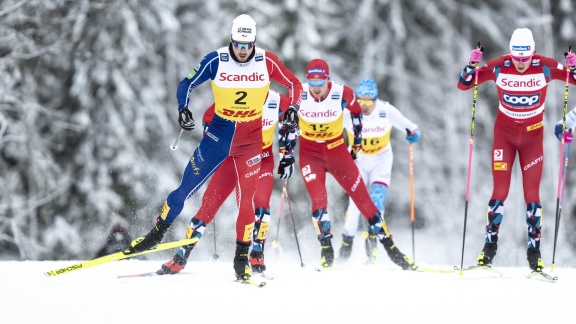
[2, 0, 576, 267]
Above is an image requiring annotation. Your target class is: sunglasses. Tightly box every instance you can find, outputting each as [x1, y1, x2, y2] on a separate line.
[307, 79, 328, 87]
[511, 55, 532, 63]
[232, 41, 255, 51]
[357, 99, 375, 105]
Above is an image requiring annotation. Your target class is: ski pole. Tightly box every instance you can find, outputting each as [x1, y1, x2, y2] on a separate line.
[552, 133, 571, 271]
[170, 129, 185, 150]
[212, 219, 219, 259]
[460, 42, 482, 275]
[272, 183, 286, 248]
[283, 180, 305, 267]
[407, 130, 416, 262]
[552, 49, 572, 270]
[551, 46, 572, 271]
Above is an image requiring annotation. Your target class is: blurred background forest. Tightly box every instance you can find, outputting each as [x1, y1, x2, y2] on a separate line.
[2, 0, 576, 268]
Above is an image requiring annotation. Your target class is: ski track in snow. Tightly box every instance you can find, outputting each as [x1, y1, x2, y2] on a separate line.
[2, 259, 576, 324]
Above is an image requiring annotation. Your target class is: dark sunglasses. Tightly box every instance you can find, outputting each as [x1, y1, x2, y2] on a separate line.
[232, 41, 255, 51]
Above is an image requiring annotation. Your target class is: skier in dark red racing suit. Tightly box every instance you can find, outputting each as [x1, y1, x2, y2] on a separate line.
[457, 28, 576, 272]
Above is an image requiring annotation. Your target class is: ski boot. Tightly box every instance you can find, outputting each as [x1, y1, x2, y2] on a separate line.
[381, 237, 417, 270]
[124, 219, 170, 254]
[234, 242, 252, 280]
[527, 247, 544, 272]
[364, 232, 378, 264]
[250, 250, 266, 273]
[158, 252, 188, 275]
[338, 235, 354, 262]
[477, 242, 497, 266]
[320, 237, 334, 269]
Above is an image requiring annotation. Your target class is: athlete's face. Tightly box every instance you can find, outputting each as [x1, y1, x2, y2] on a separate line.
[307, 78, 329, 99]
[511, 55, 532, 73]
[231, 40, 255, 62]
[357, 96, 376, 115]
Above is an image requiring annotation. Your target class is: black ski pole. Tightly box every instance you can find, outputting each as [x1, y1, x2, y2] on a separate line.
[460, 42, 482, 275]
[283, 180, 304, 267]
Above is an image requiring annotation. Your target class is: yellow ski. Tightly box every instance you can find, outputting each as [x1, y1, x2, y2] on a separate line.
[44, 238, 198, 277]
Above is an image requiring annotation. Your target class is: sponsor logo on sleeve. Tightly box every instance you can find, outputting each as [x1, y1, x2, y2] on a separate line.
[255, 54, 263, 62]
[220, 53, 229, 61]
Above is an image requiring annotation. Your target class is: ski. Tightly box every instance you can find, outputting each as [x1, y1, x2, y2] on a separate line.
[235, 278, 266, 287]
[414, 266, 455, 274]
[527, 271, 558, 283]
[117, 271, 161, 279]
[44, 237, 199, 277]
[254, 271, 274, 280]
[455, 264, 504, 277]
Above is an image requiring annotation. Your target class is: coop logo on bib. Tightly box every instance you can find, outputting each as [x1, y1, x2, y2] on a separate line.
[502, 92, 540, 108]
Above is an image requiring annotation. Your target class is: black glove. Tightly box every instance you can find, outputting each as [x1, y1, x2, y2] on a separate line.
[277, 156, 295, 179]
[178, 108, 195, 131]
[283, 104, 299, 129]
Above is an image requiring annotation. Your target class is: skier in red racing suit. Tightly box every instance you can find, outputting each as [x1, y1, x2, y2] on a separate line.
[457, 28, 576, 272]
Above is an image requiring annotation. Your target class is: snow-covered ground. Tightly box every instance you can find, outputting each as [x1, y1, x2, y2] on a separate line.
[3, 250, 576, 324]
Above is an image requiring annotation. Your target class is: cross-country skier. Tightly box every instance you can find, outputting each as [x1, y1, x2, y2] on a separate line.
[125, 14, 302, 281]
[457, 28, 576, 272]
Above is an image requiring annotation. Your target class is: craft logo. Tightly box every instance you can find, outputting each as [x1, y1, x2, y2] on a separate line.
[245, 167, 261, 178]
[523, 155, 543, 171]
[219, 53, 229, 62]
[351, 174, 362, 192]
[190, 156, 201, 175]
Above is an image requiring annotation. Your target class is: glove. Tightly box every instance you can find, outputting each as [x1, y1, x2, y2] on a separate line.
[469, 49, 483, 65]
[565, 130, 574, 144]
[283, 104, 299, 129]
[565, 52, 576, 68]
[277, 156, 295, 179]
[350, 144, 362, 160]
[554, 123, 564, 141]
[406, 128, 420, 144]
[178, 108, 195, 131]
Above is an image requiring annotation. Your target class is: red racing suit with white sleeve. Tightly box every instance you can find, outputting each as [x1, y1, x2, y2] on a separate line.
[457, 53, 576, 247]
[298, 82, 381, 240]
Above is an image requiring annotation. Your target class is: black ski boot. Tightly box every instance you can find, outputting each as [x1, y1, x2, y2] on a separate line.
[338, 235, 354, 262]
[381, 237, 416, 270]
[527, 247, 544, 272]
[124, 219, 170, 254]
[234, 242, 252, 280]
[477, 242, 497, 266]
[320, 237, 335, 268]
[365, 233, 378, 263]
